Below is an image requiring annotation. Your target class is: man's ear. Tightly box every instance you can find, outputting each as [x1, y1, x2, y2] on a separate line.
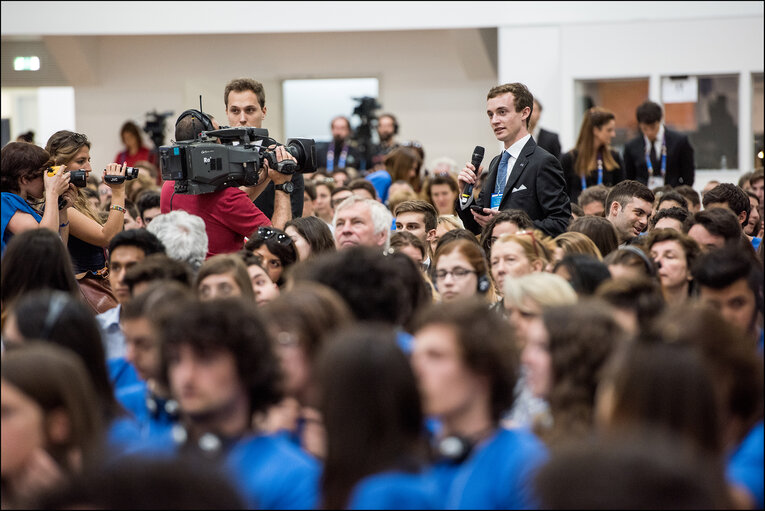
[737, 210, 747, 227]
[608, 201, 621, 218]
[426, 229, 437, 243]
[262, 105, 267, 119]
[46, 408, 71, 445]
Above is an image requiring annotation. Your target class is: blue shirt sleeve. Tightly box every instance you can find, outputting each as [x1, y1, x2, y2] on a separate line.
[1, 192, 42, 254]
[348, 471, 439, 510]
[727, 421, 764, 509]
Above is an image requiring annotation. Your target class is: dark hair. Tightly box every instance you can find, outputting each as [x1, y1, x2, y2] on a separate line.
[384, 147, 421, 187]
[422, 173, 459, 210]
[347, 178, 378, 200]
[657, 191, 689, 211]
[573, 107, 619, 177]
[702, 183, 751, 226]
[570, 203, 585, 217]
[122, 253, 193, 294]
[224, 77, 265, 108]
[435, 228, 480, 254]
[1, 229, 80, 311]
[553, 254, 611, 295]
[81, 186, 99, 203]
[412, 298, 519, 422]
[689, 207, 742, 244]
[394, 200, 438, 232]
[603, 246, 657, 277]
[692, 246, 763, 319]
[158, 299, 282, 416]
[605, 180, 655, 213]
[567, 215, 619, 257]
[636, 101, 664, 125]
[174, 111, 213, 141]
[119, 121, 145, 149]
[390, 230, 427, 259]
[487, 83, 534, 128]
[35, 457, 245, 510]
[16, 130, 35, 143]
[534, 428, 729, 509]
[595, 276, 666, 332]
[674, 185, 701, 209]
[644, 229, 701, 286]
[0, 141, 51, 193]
[480, 209, 535, 256]
[136, 189, 161, 221]
[303, 180, 317, 201]
[538, 301, 623, 447]
[244, 227, 298, 286]
[124, 198, 139, 220]
[577, 184, 609, 209]
[318, 325, 426, 509]
[330, 185, 350, 199]
[108, 229, 165, 262]
[121, 281, 196, 322]
[284, 216, 336, 260]
[195, 253, 254, 302]
[650, 206, 692, 232]
[10, 290, 125, 421]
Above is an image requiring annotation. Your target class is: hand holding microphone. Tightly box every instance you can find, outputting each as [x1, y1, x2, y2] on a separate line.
[459, 146, 485, 207]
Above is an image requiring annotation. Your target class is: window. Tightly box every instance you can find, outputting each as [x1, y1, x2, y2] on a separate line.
[753, 73, 764, 169]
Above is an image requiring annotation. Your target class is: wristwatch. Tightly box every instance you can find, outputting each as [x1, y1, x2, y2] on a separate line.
[275, 182, 294, 194]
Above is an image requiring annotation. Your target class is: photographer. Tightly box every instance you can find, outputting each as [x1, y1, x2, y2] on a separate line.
[160, 110, 296, 257]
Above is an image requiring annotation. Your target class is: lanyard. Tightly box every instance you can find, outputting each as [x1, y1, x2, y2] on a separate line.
[645, 135, 666, 178]
[581, 152, 603, 191]
[326, 142, 349, 172]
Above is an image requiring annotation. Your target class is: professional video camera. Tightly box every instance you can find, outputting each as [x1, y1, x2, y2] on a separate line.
[159, 126, 316, 195]
[144, 110, 174, 150]
[350, 96, 382, 172]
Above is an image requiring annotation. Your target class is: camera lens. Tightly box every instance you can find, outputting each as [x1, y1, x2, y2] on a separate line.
[70, 170, 87, 188]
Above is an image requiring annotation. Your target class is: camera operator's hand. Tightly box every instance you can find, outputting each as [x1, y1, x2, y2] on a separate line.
[44, 166, 71, 198]
[266, 145, 297, 185]
[103, 163, 127, 191]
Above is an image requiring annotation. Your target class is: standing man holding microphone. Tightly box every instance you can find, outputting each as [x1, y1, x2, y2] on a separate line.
[456, 83, 570, 238]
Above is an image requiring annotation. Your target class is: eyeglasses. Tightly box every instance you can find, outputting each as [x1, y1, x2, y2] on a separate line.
[69, 132, 88, 145]
[435, 267, 476, 281]
[256, 227, 292, 246]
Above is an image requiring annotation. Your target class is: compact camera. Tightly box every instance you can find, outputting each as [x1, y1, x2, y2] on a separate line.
[103, 166, 140, 184]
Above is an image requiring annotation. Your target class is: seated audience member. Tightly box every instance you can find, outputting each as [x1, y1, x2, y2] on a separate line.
[35, 457, 245, 510]
[245, 226, 298, 287]
[523, 301, 623, 448]
[82, 187, 101, 213]
[394, 200, 438, 266]
[577, 184, 608, 217]
[433, 238, 493, 303]
[3, 290, 141, 453]
[1, 141, 75, 254]
[422, 172, 460, 216]
[313, 179, 336, 229]
[122, 254, 193, 297]
[702, 182, 751, 230]
[331, 168, 352, 188]
[1, 343, 104, 509]
[595, 276, 665, 335]
[0, 229, 80, 326]
[692, 246, 763, 347]
[552, 254, 611, 296]
[390, 230, 428, 270]
[317, 326, 437, 509]
[123, 199, 143, 230]
[534, 429, 730, 509]
[674, 184, 701, 213]
[702, 180, 720, 198]
[744, 191, 762, 238]
[329, 186, 353, 211]
[570, 202, 585, 220]
[656, 190, 689, 211]
[126, 171, 160, 205]
[652, 304, 764, 509]
[136, 299, 321, 510]
[642, 228, 700, 306]
[431, 215, 463, 256]
[490, 230, 554, 301]
[117, 283, 195, 439]
[348, 178, 378, 201]
[301, 181, 316, 218]
[135, 190, 161, 227]
[284, 216, 336, 261]
[369, 147, 421, 204]
[479, 209, 535, 261]
[567, 215, 619, 257]
[648, 205, 692, 233]
[688, 207, 743, 251]
[332, 196, 393, 251]
[603, 245, 658, 282]
[386, 181, 418, 212]
[146, 210, 209, 272]
[502, 273, 578, 428]
[412, 299, 548, 509]
[604, 180, 655, 245]
[429, 156, 459, 180]
[551, 232, 603, 267]
[195, 254, 254, 302]
[236, 250, 279, 306]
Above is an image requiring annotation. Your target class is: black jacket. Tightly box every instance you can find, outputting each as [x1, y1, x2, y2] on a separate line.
[622, 128, 695, 187]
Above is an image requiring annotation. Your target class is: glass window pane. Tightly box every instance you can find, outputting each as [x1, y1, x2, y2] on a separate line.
[753, 73, 764, 169]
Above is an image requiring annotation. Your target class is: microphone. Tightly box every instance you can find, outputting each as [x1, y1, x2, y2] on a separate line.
[461, 146, 485, 207]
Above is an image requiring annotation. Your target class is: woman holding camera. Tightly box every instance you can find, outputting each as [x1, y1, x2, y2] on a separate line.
[45, 131, 128, 313]
[1, 142, 76, 254]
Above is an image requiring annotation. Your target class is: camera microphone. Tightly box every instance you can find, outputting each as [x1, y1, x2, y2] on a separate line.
[460, 146, 485, 207]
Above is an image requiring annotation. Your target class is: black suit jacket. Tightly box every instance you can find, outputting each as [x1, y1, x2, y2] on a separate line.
[457, 137, 571, 237]
[622, 128, 695, 187]
[536, 128, 561, 161]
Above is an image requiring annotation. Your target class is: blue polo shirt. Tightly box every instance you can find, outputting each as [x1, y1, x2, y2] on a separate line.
[348, 470, 439, 509]
[727, 420, 764, 509]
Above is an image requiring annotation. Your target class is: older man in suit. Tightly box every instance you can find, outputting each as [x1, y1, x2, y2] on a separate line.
[456, 83, 571, 237]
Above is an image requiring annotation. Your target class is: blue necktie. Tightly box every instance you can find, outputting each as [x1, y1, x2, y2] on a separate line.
[494, 151, 511, 195]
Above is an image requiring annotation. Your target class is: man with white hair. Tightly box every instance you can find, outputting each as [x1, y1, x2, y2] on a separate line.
[147, 210, 209, 272]
[333, 195, 392, 250]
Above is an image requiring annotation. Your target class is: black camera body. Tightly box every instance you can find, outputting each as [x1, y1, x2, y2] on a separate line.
[159, 127, 316, 195]
[103, 167, 139, 184]
[47, 166, 87, 188]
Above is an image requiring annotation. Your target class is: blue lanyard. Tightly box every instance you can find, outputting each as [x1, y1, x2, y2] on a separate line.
[326, 142, 349, 172]
[645, 136, 666, 178]
[581, 152, 603, 191]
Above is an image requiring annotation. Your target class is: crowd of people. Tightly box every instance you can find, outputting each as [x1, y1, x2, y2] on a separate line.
[0, 77, 763, 510]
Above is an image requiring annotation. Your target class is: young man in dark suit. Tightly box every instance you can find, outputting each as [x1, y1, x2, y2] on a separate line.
[456, 83, 571, 237]
[622, 101, 695, 188]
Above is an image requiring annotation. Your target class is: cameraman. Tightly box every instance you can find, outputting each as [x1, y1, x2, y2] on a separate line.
[224, 78, 305, 219]
[160, 111, 295, 257]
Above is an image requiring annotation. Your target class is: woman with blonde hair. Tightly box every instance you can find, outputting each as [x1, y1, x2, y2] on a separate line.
[561, 107, 625, 204]
[45, 131, 129, 313]
[489, 229, 555, 300]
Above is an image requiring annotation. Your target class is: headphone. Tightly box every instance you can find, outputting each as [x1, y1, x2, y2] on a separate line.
[433, 271, 491, 295]
[171, 424, 239, 458]
[40, 292, 69, 341]
[145, 394, 180, 421]
[621, 245, 657, 277]
[175, 109, 215, 136]
[379, 113, 399, 135]
[435, 434, 475, 465]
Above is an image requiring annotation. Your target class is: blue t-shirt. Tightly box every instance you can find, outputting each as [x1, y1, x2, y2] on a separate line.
[366, 170, 392, 204]
[727, 420, 764, 509]
[116, 384, 177, 440]
[751, 236, 761, 252]
[427, 427, 548, 509]
[348, 470, 440, 510]
[1, 192, 42, 254]
[108, 357, 143, 395]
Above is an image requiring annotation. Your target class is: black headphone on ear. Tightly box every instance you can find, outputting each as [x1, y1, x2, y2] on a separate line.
[145, 394, 180, 421]
[621, 245, 657, 277]
[171, 424, 239, 458]
[380, 114, 399, 135]
[176, 109, 215, 134]
[477, 274, 491, 294]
